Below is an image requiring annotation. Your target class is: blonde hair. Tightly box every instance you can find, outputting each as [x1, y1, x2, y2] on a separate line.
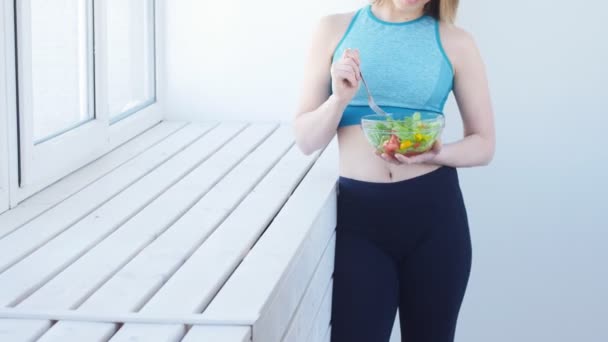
[372, 0, 459, 23]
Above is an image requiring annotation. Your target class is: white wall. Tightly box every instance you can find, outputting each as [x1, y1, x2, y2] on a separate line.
[161, 0, 367, 122]
[451, 2, 608, 342]
[161, 1, 608, 341]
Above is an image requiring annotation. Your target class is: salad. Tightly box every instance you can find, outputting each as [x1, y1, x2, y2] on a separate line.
[362, 112, 443, 157]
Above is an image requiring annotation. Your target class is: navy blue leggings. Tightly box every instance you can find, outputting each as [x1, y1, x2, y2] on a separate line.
[330, 166, 472, 342]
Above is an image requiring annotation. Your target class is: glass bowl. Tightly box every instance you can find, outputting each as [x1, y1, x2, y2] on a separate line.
[361, 111, 445, 157]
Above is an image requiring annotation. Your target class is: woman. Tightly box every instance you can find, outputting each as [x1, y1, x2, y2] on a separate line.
[293, 0, 494, 341]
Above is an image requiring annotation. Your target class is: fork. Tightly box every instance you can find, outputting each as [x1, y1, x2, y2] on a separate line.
[359, 71, 387, 117]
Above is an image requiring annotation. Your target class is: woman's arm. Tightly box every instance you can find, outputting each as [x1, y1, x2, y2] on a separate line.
[293, 13, 357, 155]
[431, 25, 496, 167]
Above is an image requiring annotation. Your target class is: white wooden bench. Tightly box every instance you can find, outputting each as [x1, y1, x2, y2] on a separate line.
[0, 121, 338, 342]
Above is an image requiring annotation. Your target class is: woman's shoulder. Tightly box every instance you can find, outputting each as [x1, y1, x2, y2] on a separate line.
[317, 11, 357, 33]
[439, 22, 476, 50]
[438, 22, 481, 70]
[311, 11, 359, 54]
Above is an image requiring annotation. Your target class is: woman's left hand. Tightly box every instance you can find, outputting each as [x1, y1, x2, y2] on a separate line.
[375, 139, 442, 165]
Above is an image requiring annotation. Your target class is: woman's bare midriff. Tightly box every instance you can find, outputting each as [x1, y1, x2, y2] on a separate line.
[337, 125, 441, 183]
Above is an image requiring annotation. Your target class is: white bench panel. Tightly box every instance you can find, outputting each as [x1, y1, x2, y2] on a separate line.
[140, 146, 320, 315]
[305, 279, 333, 342]
[109, 140, 320, 341]
[0, 125, 341, 342]
[250, 193, 336, 342]
[0, 123, 237, 308]
[0, 123, 211, 274]
[200, 139, 338, 330]
[0, 121, 186, 239]
[181, 326, 251, 342]
[322, 325, 331, 342]
[17, 122, 258, 310]
[32, 124, 287, 342]
[282, 233, 335, 342]
[17, 123, 274, 341]
[83, 124, 290, 311]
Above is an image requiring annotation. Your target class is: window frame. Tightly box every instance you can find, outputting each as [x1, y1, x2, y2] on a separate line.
[0, 1, 11, 213]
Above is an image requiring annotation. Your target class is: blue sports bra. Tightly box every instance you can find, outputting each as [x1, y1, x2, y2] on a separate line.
[332, 5, 454, 127]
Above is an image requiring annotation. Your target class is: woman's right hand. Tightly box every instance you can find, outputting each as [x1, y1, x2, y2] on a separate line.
[330, 48, 361, 105]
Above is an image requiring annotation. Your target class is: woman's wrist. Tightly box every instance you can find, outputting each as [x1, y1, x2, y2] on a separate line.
[328, 94, 350, 110]
[424, 135, 494, 168]
[426, 147, 447, 166]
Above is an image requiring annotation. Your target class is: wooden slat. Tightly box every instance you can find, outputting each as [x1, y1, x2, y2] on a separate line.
[34, 322, 114, 342]
[282, 233, 335, 342]
[0, 319, 49, 342]
[0, 308, 250, 325]
[0, 123, 211, 274]
[181, 326, 251, 342]
[0, 121, 187, 239]
[0, 122, 232, 307]
[199, 139, 338, 340]
[305, 279, 333, 342]
[107, 324, 186, 342]
[30, 123, 281, 342]
[108, 140, 320, 341]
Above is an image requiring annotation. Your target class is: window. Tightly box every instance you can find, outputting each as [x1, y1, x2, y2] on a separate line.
[23, 0, 95, 143]
[3, 0, 162, 204]
[106, 0, 156, 122]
